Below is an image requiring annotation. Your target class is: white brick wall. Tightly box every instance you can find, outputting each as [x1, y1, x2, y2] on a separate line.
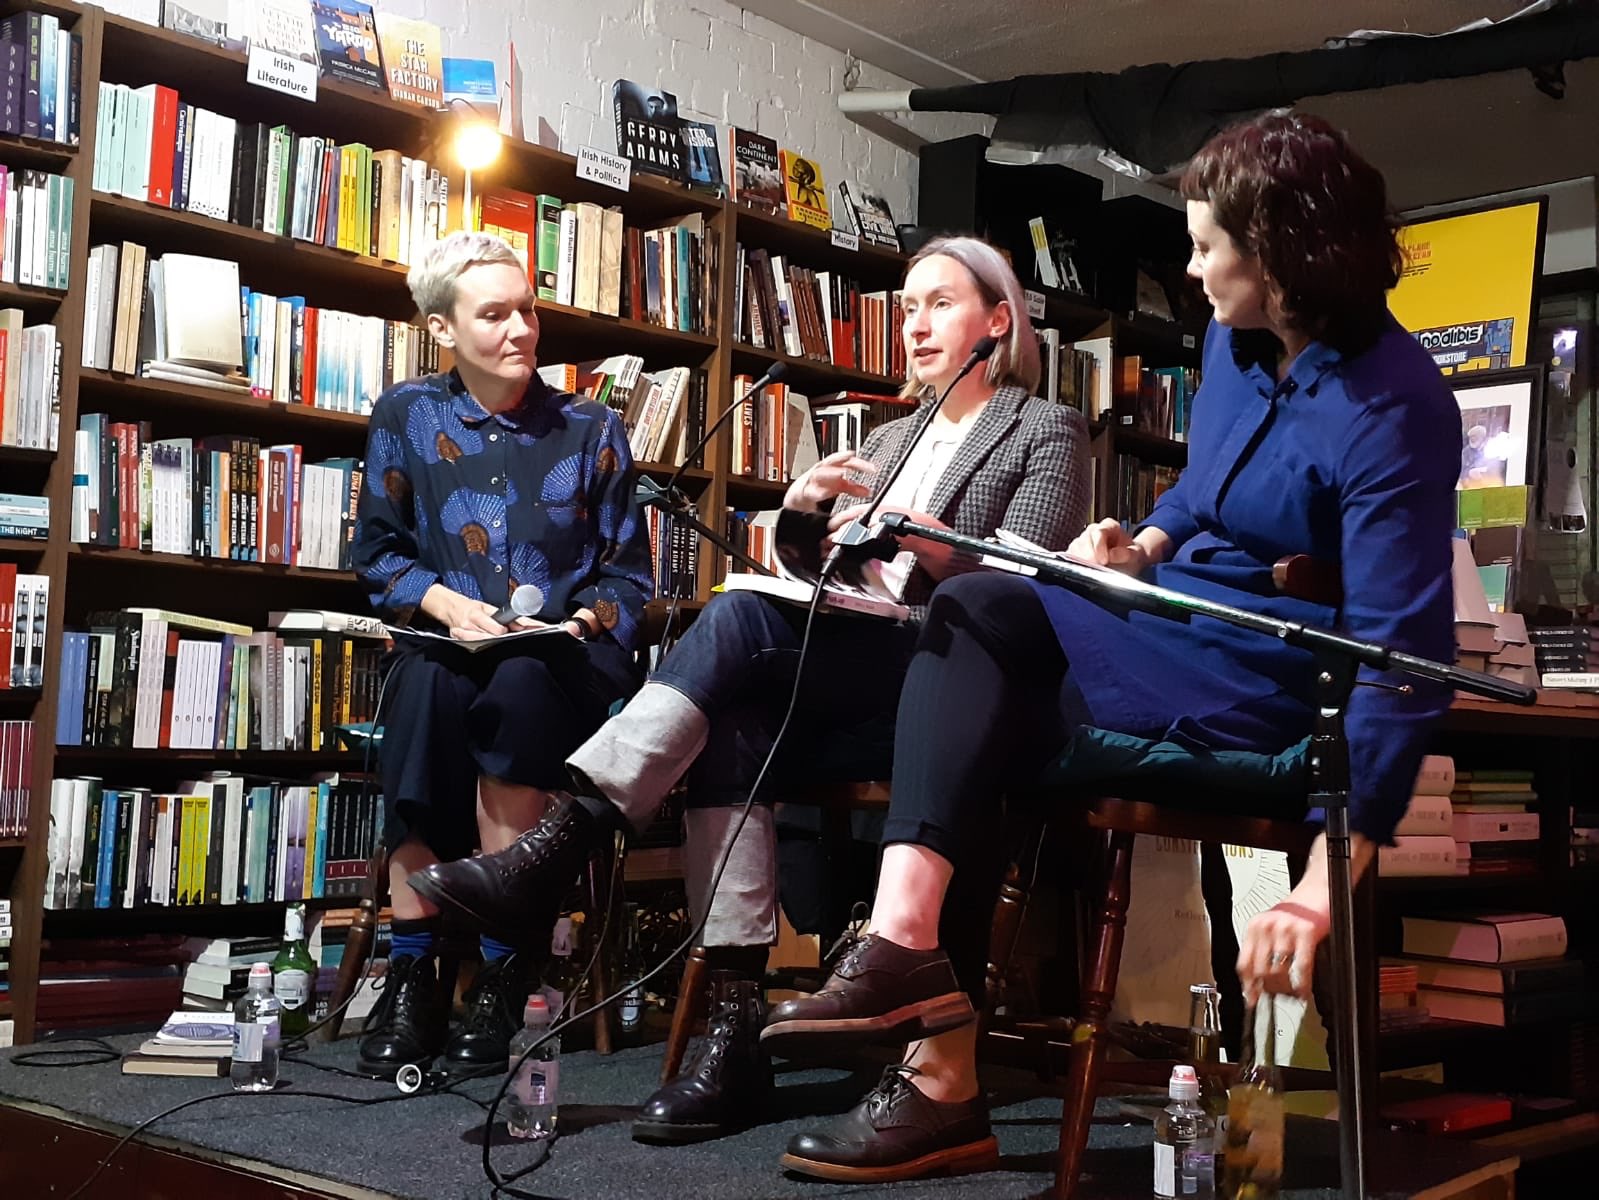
[406, 0, 991, 229]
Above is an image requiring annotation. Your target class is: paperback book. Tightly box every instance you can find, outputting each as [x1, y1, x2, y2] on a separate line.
[611, 79, 687, 183]
[779, 149, 830, 231]
[680, 119, 725, 194]
[729, 127, 785, 215]
[311, 0, 385, 91]
[374, 13, 444, 110]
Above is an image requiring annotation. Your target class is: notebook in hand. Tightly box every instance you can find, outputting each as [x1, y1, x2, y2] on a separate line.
[385, 624, 579, 656]
[719, 569, 909, 620]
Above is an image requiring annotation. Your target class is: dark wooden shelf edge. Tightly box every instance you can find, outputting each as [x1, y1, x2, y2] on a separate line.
[78, 368, 371, 429]
[730, 342, 902, 392]
[68, 545, 359, 582]
[0, 537, 49, 553]
[42, 895, 362, 921]
[54, 748, 365, 762]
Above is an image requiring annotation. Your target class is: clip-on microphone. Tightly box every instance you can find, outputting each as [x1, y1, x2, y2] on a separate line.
[636, 362, 789, 577]
[819, 335, 1000, 585]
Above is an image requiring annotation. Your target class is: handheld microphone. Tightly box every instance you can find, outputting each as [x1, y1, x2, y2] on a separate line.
[821, 335, 1000, 580]
[491, 583, 545, 626]
[651, 361, 789, 508]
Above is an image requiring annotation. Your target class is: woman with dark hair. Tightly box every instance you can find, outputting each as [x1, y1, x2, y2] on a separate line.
[765, 112, 1459, 1183]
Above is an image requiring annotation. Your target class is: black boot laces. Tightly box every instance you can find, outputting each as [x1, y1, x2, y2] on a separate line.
[689, 993, 743, 1080]
[363, 955, 423, 1035]
[865, 1064, 921, 1122]
[460, 962, 518, 1036]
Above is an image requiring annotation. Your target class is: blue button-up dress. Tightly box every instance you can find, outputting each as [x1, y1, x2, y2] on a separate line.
[353, 370, 653, 649]
[1040, 315, 1459, 841]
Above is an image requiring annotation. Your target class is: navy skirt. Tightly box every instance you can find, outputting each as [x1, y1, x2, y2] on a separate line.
[376, 636, 642, 860]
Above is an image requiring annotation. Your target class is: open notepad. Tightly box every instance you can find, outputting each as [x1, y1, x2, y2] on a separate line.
[719, 570, 910, 620]
[384, 624, 577, 654]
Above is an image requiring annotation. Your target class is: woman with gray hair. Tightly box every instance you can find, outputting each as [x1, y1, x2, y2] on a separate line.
[351, 231, 653, 1080]
[410, 234, 1094, 1140]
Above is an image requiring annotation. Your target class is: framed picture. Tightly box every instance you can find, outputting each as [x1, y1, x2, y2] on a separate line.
[1450, 365, 1544, 493]
[1391, 198, 1546, 375]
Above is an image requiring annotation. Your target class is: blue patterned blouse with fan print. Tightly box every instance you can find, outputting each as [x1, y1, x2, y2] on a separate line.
[352, 369, 654, 650]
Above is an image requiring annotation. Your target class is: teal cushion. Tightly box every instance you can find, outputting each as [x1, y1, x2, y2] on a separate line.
[336, 722, 383, 749]
[1036, 727, 1310, 814]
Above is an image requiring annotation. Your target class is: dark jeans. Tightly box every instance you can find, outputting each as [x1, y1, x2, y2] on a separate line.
[378, 637, 641, 861]
[883, 572, 1092, 1003]
[652, 590, 919, 807]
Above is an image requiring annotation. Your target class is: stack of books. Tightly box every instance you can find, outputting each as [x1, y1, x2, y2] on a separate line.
[121, 1009, 234, 1077]
[1378, 961, 1428, 1031]
[1387, 912, 1583, 1027]
[1530, 626, 1599, 691]
[1572, 804, 1598, 869]
[1379, 754, 1457, 877]
[0, 898, 10, 1007]
[1451, 770, 1539, 876]
[181, 934, 278, 1011]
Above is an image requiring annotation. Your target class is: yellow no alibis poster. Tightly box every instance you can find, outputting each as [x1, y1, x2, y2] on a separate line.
[1389, 200, 1545, 374]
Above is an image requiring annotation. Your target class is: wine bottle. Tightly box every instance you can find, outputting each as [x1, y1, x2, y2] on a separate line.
[1221, 994, 1284, 1199]
[271, 902, 316, 1039]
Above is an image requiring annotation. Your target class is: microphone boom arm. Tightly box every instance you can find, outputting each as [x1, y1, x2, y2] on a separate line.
[874, 513, 1538, 705]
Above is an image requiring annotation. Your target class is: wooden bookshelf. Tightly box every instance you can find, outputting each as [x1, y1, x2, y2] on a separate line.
[77, 369, 372, 436]
[0, 131, 78, 170]
[0, 536, 48, 555]
[67, 544, 359, 584]
[730, 341, 903, 395]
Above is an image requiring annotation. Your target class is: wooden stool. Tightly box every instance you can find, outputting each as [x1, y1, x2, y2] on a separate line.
[995, 798, 1370, 1200]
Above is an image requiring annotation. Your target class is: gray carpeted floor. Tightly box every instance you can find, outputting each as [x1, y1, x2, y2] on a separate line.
[0, 1034, 1505, 1199]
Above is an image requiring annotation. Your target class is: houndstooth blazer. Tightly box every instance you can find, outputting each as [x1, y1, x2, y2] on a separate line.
[835, 384, 1093, 619]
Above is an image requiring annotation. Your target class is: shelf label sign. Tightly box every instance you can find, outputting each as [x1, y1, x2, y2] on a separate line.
[577, 146, 631, 192]
[829, 228, 860, 251]
[1182, 333, 1196, 349]
[1025, 289, 1047, 320]
[247, 46, 319, 103]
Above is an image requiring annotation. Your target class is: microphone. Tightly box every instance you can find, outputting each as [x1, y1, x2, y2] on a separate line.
[491, 583, 545, 626]
[821, 335, 1000, 581]
[651, 361, 789, 508]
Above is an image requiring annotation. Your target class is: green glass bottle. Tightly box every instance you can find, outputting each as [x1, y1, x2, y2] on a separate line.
[617, 903, 648, 1036]
[1221, 994, 1284, 1200]
[271, 902, 316, 1038]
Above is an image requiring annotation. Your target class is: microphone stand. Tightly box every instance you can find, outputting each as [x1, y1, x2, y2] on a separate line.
[637, 366, 791, 580]
[777, 336, 1000, 589]
[872, 513, 1537, 1200]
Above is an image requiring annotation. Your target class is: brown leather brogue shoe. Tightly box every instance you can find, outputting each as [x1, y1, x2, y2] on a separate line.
[759, 933, 973, 1060]
[406, 793, 600, 945]
[780, 1064, 998, 1183]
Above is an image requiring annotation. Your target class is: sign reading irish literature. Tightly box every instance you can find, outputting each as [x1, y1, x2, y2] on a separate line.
[1390, 199, 1545, 374]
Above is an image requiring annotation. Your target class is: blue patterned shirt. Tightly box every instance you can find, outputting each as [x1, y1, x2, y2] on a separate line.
[352, 370, 654, 650]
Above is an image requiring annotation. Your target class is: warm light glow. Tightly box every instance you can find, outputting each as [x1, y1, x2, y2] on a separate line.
[453, 121, 502, 172]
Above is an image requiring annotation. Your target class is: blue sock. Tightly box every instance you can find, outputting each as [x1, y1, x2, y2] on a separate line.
[480, 934, 517, 963]
[390, 920, 436, 963]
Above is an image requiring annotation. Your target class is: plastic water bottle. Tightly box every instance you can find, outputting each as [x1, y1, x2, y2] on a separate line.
[231, 962, 282, 1092]
[506, 995, 559, 1139]
[1155, 1064, 1216, 1198]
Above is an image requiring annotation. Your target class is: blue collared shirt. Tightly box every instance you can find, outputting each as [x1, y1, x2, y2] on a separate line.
[352, 370, 654, 650]
[1041, 314, 1459, 841]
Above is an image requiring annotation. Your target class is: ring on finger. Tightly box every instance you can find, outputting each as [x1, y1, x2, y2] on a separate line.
[1268, 951, 1294, 967]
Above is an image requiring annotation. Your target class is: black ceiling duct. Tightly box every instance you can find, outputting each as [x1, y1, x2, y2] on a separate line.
[896, 2, 1599, 172]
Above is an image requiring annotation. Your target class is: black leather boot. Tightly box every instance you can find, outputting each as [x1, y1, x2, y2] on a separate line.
[356, 954, 446, 1080]
[407, 793, 603, 945]
[443, 954, 534, 1072]
[632, 971, 771, 1144]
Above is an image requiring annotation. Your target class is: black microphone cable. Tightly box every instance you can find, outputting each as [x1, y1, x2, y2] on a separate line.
[477, 340, 1002, 1191]
[819, 334, 999, 583]
[477, 582, 830, 1197]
